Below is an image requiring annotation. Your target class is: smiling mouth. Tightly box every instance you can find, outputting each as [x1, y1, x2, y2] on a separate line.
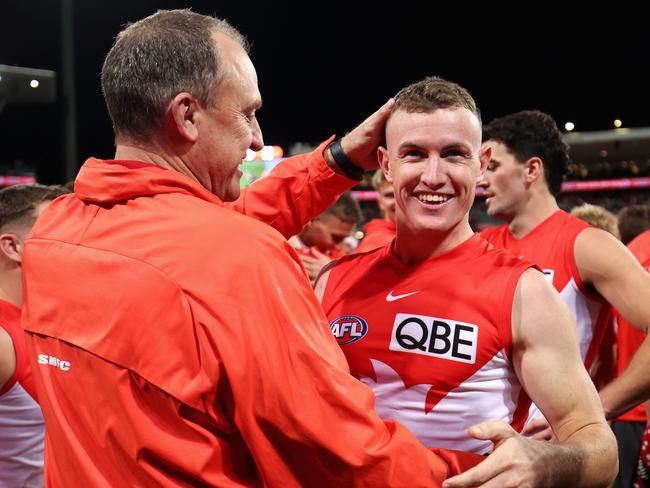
[415, 193, 451, 205]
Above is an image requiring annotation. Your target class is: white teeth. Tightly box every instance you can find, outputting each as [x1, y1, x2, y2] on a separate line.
[416, 193, 449, 204]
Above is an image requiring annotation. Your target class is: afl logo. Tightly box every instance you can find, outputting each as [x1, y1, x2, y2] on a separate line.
[329, 315, 368, 345]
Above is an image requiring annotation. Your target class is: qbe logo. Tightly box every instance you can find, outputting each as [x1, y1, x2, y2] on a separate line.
[329, 315, 368, 345]
[389, 313, 478, 364]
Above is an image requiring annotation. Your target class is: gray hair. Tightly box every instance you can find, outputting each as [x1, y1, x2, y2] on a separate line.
[101, 9, 248, 141]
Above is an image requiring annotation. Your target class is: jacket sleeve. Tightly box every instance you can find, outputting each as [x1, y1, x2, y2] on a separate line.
[227, 137, 357, 238]
[201, 229, 482, 487]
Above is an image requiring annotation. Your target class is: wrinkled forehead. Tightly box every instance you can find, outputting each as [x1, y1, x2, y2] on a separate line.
[211, 31, 257, 84]
[210, 31, 261, 108]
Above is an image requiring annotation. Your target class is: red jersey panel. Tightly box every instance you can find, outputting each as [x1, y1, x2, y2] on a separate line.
[481, 210, 610, 369]
[322, 235, 534, 454]
[615, 230, 650, 422]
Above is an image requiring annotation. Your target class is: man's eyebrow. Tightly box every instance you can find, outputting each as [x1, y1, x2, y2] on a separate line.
[397, 141, 425, 151]
[440, 142, 472, 153]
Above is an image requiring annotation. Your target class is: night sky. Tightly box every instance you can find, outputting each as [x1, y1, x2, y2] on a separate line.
[1, 1, 648, 183]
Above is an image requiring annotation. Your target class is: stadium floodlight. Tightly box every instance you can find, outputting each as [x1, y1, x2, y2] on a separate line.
[0, 64, 56, 107]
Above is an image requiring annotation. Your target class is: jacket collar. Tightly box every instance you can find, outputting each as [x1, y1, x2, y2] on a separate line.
[74, 158, 224, 205]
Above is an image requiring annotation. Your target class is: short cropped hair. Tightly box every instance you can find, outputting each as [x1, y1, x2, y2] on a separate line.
[618, 204, 650, 245]
[101, 9, 248, 141]
[0, 184, 69, 231]
[483, 110, 570, 198]
[392, 76, 481, 123]
[323, 192, 362, 223]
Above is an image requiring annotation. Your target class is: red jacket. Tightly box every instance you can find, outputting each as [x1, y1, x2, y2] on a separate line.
[23, 146, 479, 486]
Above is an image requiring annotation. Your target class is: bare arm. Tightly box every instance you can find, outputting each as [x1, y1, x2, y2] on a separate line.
[575, 227, 650, 332]
[574, 228, 650, 418]
[600, 332, 650, 419]
[444, 269, 617, 487]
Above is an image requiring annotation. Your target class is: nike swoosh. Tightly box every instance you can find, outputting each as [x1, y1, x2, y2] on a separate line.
[386, 291, 418, 302]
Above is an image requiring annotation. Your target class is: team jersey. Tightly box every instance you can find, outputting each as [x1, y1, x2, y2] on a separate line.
[615, 230, 650, 423]
[0, 299, 44, 488]
[355, 219, 396, 254]
[480, 210, 611, 368]
[321, 234, 535, 454]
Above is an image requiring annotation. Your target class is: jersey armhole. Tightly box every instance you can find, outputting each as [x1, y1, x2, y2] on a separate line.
[569, 228, 607, 303]
[500, 264, 536, 361]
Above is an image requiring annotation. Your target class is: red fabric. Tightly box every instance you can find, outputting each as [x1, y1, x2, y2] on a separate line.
[355, 219, 396, 254]
[0, 299, 37, 400]
[588, 310, 617, 391]
[616, 230, 650, 423]
[322, 235, 535, 453]
[297, 245, 346, 259]
[481, 210, 611, 369]
[23, 148, 480, 486]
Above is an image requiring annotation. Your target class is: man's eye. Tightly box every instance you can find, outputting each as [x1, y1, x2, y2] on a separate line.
[443, 150, 466, 159]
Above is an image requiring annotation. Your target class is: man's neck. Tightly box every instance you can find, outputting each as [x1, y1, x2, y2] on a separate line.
[507, 192, 560, 239]
[0, 274, 21, 308]
[114, 139, 202, 188]
[393, 220, 474, 266]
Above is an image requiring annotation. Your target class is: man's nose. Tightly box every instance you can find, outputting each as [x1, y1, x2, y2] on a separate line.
[250, 118, 264, 151]
[421, 157, 445, 187]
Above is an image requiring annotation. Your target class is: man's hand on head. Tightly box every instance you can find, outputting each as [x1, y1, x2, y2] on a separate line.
[325, 98, 395, 172]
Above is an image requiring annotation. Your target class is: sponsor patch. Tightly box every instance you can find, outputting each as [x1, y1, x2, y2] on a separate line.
[329, 315, 368, 345]
[389, 313, 478, 364]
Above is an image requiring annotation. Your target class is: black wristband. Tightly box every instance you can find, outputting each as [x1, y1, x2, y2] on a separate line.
[328, 139, 365, 180]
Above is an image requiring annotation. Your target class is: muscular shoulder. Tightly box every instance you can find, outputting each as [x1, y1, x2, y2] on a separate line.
[512, 267, 572, 345]
[574, 226, 632, 282]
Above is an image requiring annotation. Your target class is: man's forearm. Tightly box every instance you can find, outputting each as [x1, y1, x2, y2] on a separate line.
[548, 423, 617, 488]
[599, 333, 650, 419]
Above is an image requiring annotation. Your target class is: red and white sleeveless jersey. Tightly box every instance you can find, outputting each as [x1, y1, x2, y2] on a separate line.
[321, 234, 534, 454]
[480, 210, 611, 369]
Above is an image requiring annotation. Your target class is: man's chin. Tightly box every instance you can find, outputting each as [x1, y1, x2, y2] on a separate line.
[216, 184, 241, 202]
[224, 189, 241, 202]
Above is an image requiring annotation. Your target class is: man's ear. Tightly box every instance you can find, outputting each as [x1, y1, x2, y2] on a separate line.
[478, 144, 491, 182]
[166, 92, 200, 143]
[524, 156, 544, 183]
[377, 146, 393, 183]
[0, 233, 23, 264]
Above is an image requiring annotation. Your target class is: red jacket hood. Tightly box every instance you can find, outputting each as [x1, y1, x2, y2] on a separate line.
[74, 158, 224, 206]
